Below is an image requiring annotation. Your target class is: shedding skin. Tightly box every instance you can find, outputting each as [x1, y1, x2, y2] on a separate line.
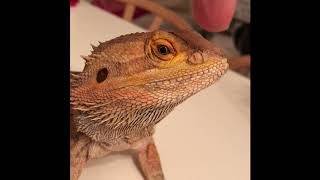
[70, 30, 228, 180]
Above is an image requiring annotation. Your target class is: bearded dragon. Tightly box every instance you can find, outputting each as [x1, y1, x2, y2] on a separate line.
[70, 30, 228, 180]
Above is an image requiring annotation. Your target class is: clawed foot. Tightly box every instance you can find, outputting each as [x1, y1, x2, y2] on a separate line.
[134, 138, 165, 180]
[70, 135, 91, 180]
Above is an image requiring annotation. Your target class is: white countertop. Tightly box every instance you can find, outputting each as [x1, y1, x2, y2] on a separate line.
[71, 1, 250, 180]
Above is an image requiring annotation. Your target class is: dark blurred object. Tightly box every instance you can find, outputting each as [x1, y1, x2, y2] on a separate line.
[195, 26, 214, 40]
[229, 55, 250, 70]
[233, 23, 250, 55]
[227, 18, 250, 77]
[230, 0, 250, 55]
[70, 0, 79, 7]
[228, 21, 250, 77]
[201, 31, 214, 40]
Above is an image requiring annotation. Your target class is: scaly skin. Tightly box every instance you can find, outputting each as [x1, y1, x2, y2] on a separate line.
[70, 30, 228, 180]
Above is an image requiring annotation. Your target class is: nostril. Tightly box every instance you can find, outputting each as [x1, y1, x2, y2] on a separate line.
[221, 58, 228, 64]
[189, 52, 204, 64]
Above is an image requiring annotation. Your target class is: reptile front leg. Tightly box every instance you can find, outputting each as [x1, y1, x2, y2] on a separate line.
[133, 137, 165, 180]
[70, 135, 90, 180]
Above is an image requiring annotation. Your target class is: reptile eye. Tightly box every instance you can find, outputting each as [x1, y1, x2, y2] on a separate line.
[96, 68, 108, 83]
[157, 45, 170, 55]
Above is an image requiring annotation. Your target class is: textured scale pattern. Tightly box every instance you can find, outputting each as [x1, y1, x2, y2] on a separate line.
[71, 30, 228, 145]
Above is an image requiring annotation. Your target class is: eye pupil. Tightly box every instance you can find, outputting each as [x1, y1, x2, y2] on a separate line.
[158, 45, 170, 55]
[96, 68, 108, 83]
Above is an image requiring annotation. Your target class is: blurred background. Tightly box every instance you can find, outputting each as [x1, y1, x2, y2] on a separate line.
[71, 0, 250, 78]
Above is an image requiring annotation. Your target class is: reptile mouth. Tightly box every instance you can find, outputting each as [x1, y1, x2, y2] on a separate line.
[144, 57, 228, 87]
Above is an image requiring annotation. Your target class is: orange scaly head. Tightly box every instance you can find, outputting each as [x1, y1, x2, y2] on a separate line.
[70, 30, 228, 143]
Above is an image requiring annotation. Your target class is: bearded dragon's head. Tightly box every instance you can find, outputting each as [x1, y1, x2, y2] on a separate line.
[70, 30, 228, 142]
[71, 30, 228, 103]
